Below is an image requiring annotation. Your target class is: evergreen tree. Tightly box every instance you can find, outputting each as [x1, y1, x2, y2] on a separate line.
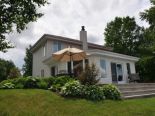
[22, 45, 33, 77]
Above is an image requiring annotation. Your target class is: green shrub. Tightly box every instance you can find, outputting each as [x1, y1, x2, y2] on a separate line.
[15, 83, 24, 89]
[37, 80, 48, 89]
[49, 76, 74, 92]
[136, 56, 155, 82]
[101, 84, 121, 100]
[61, 80, 82, 97]
[49, 84, 62, 92]
[82, 85, 105, 101]
[12, 78, 27, 88]
[12, 77, 39, 89]
[0, 82, 15, 89]
[78, 64, 99, 85]
[0, 79, 14, 87]
[42, 77, 55, 88]
[53, 76, 74, 86]
[0, 77, 39, 89]
[61, 81, 105, 101]
[24, 78, 39, 88]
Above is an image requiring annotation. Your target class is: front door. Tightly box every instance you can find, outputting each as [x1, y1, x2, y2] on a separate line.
[51, 67, 56, 76]
[111, 63, 123, 83]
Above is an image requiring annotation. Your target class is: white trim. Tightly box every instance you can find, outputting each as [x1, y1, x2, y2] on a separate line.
[87, 49, 139, 62]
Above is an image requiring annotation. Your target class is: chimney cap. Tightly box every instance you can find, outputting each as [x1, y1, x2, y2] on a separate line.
[81, 26, 85, 31]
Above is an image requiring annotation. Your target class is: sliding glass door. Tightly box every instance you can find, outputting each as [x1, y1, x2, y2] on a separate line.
[111, 63, 123, 83]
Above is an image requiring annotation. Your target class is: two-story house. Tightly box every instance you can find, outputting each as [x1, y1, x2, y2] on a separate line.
[31, 26, 139, 84]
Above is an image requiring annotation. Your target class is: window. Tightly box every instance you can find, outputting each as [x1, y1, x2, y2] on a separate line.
[100, 60, 106, 78]
[100, 60, 106, 70]
[41, 69, 44, 77]
[53, 41, 62, 52]
[51, 67, 56, 76]
[43, 45, 46, 56]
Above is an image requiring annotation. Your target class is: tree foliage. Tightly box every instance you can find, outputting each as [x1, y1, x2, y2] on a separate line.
[140, 0, 155, 29]
[136, 56, 155, 82]
[0, 0, 48, 52]
[0, 58, 18, 81]
[140, 0, 155, 55]
[104, 16, 144, 57]
[136, 0, 155, 82]
[22, 45, 33, 77]
[8, 67, 21, 79]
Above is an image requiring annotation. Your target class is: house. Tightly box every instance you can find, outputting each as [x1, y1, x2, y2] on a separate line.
[31, 26, 139, 84]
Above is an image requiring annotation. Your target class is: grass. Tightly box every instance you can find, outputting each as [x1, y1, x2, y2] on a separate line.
[0, 89, 155, 116]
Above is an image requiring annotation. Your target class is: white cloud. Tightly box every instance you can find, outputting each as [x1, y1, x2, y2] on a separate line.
[0, 0, 151, 69]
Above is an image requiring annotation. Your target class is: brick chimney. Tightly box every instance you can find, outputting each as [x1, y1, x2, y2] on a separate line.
[80, 26, 88, 51]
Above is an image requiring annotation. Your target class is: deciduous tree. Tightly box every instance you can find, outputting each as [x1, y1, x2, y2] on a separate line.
[0, 0, 48, 52]
[104, 16, 144, 57]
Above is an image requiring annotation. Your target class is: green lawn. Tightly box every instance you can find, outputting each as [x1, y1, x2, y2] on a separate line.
[0, 90, 155, 116]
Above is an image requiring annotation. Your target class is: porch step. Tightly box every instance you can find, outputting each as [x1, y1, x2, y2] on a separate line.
[122, 89, 155, 96]
[118, 86, 155, 91]
[124, 93, 155, 99]
[116, 83, 155, 99]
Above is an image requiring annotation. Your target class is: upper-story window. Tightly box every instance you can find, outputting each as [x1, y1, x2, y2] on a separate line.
[53, 41, 63, 52]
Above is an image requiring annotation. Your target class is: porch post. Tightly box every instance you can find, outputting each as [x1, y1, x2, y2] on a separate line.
[71, 61, 73, 73]
[83, 59, 85, 70]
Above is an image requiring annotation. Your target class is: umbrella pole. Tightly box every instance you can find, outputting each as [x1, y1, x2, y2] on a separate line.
[70, 52, 72, 77]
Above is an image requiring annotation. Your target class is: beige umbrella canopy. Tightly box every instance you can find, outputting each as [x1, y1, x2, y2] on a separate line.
[52, 47, 87, 77]
[52, 47, 87, 62]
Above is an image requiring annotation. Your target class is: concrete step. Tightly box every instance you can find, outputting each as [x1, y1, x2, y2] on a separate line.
[118, 86, 155, 91]
[115, 83, 155, 99]
[123, 93, 155, 99]
[116, 83, 155, 88]
[121, 89, 155, 96]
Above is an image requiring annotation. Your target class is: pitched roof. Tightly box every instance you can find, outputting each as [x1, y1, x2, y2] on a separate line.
[31, 34, 113, 52]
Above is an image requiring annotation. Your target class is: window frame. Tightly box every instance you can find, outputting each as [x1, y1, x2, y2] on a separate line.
[53, 41, 62, 52]
[100, 59, 107, 78]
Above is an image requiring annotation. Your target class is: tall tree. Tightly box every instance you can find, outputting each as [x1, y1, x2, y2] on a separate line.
[140, 0, 155, 30]
[104, 16, 144, 56]
[22, 45, 33, 77]
[140, 0, 155, 55]
[136, 0, 155, 82]
[0, 58, 16, 81]
[0, 0, 48, 52]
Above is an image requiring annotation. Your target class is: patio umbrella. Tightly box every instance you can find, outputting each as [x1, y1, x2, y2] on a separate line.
[52, 47, 87, 76]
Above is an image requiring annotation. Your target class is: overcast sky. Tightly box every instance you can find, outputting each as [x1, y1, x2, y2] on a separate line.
[0, 0, 151, 69]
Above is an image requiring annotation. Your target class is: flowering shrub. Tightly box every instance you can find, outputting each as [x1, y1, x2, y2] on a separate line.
[101, 84, 121, 100]
[83, 85, 105, 101]
[61, 81, 105, 101]
[49, 76, 74, 92]
[0, 82, 15, 89]
[61, 80, 82, 97]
